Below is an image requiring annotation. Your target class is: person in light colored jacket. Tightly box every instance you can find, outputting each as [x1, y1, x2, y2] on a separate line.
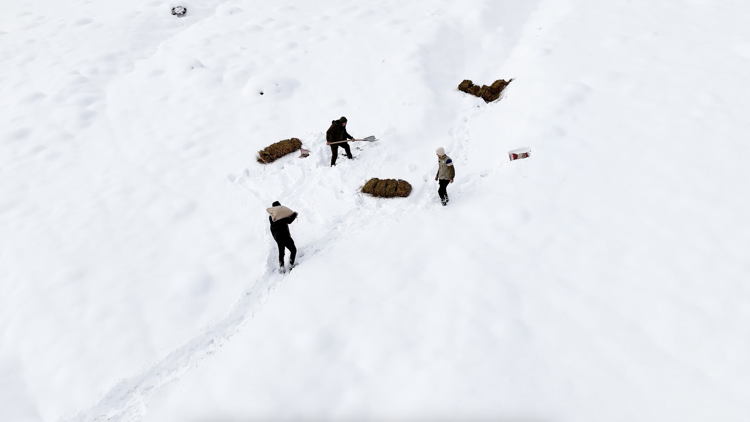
[268, 201, 298, 272]
[434, 147, 455, 206]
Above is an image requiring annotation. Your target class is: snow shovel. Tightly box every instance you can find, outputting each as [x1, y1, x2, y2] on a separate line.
[328, 135, 378, 145]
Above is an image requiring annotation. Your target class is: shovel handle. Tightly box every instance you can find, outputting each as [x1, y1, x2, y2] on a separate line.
[328, 139, 360, 145]
[328, 137, 376, 145]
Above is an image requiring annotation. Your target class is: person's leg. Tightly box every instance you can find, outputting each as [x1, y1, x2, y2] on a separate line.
[277, 240, 285, 267]
[341, 142, 353, 159]
[330, 144, 339, 166]
[438, 179, 449, 204]
[287, 239, 297, 266]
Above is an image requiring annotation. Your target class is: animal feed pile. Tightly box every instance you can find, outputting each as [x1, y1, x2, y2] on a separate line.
[257, 138, 303, 164]
[361, 178, 412, 198]
[458, 78, 513, 103]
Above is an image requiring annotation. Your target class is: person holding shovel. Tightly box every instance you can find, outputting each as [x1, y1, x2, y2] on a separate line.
[268, 201, 298, 273]
[326, 116, 355, 166]
[435, 147, 455, 206]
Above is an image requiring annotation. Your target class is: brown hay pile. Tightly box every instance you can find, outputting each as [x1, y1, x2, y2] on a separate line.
[361, 178, 412, 198]
[384, 179, 398, 197]
[257, 138, 303, 164]
[457, 78, 513, 103]
[394, 180, 412, 197]
[362, 178, 380, 192]
[372, 179, 389, 197]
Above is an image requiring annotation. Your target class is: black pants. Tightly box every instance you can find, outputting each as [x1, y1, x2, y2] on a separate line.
[276, 237, 297, 266]
[438, 179, 450, 202]
[330, 143, 352, 166]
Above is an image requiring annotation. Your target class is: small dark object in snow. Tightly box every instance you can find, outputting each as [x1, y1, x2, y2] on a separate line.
[361, 178, 412, 198]
[172, 6, 187, 17]
[458, 78, 513, 103]
[257, 138, 303, 164]
[299, 148, 310, 158]
[508, 147, 531, 161]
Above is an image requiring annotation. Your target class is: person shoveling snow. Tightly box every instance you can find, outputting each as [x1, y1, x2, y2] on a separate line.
[326, 116, 355, 166]
[267, 201, 298, 273]
[325, 116, 379, 165]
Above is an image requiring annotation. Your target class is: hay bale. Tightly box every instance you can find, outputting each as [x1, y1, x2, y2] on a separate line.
[361, 178, 412, 198]
[372, 179, 389, 197]
[394, 179, 412, 197]
[491, 78, 512, 91]
[362, 178, 380, 194]
[257, 138, 303, 164]
[458, 79, 474, 93]
[457, 78, 513, 103]
[480, 85, 498, 102]
[383, 179, 398, 197]
[483, 78, 513, 102]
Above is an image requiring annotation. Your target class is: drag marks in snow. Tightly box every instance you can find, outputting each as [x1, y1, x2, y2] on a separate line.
[61, 269, 289, 422]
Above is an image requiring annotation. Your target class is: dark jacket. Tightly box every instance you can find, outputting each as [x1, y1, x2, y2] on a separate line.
[269, 213, 297, 242]
[326, 120, 353, 144]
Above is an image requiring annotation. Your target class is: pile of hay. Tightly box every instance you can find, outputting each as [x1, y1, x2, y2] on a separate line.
[458, 78, 513, 103]
[361, 178, 412, 198]
[257, 138, 303, 164]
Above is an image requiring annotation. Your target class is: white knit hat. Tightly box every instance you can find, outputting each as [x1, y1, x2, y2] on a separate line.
[436, 147, 445, 156]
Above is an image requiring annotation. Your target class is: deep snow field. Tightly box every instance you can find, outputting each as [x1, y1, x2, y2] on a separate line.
[2, 0, 750, 421]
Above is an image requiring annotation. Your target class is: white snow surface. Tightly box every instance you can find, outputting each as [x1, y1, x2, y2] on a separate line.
[2, 0, 750, 421]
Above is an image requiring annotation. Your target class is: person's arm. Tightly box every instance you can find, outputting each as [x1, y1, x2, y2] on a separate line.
[343, 128, 353, 140]
[447, 158, 455, 181]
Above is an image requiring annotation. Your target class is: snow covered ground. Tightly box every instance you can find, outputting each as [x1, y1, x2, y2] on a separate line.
[2, 0, 750, 421]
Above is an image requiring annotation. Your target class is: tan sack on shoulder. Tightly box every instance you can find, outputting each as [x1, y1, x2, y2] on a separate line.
[267, 205, 294, 221]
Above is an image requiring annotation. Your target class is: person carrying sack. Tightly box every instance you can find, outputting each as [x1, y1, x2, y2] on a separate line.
[326, 116, 354, 166]
[267, 201, 298, 273]
[434, 147, 455, 206]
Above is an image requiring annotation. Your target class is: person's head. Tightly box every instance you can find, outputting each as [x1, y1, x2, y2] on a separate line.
[339, 116, 347, 126]
[436, 147, 445, 157]
[272, 201, 281, 207]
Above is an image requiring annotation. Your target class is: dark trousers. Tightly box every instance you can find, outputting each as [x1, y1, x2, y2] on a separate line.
[438, 179, 450, 202]
[330, 143, 352, 166]
[276, 237, 297, 266]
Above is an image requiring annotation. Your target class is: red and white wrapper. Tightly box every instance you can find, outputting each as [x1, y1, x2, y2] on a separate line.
[508, 147, 531, 161]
